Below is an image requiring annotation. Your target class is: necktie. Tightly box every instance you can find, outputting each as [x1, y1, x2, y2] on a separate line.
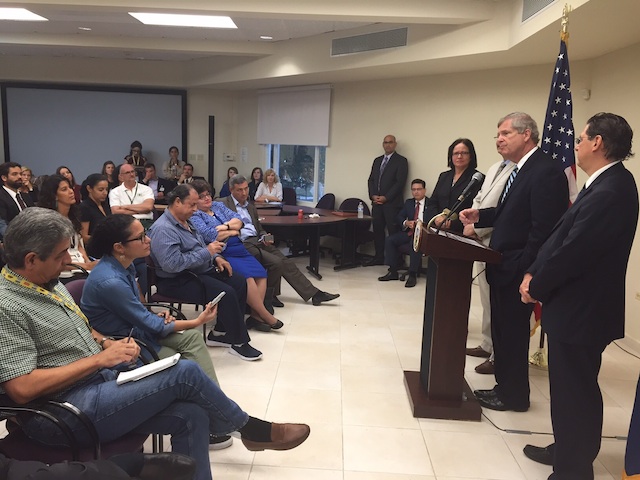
[378, 155, 390, 190]
[16, 192, 27, 210]
[499, 166, 518, 204]
[408, 200, 420, 236]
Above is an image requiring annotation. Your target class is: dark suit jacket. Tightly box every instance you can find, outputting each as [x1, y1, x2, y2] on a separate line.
[396, 197, 429, 227]
[143, 177, 176, 200]
[220, 196, 267, 240]
[0, 187, 35, 236]
[477, 148, 569, 286]
[367, 152, 408, 207]
[528, 162, 638, 346]
[424, 168, 480, 233]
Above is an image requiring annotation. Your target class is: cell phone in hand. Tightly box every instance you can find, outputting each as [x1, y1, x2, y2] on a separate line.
[207, 291, 226, 308]
[262, 234, 274, 243]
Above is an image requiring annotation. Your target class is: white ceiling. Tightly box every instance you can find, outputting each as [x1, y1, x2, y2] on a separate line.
[0, 0, 639, 89]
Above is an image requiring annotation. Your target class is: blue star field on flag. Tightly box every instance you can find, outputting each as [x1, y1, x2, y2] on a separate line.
[541, 39, 578, 202]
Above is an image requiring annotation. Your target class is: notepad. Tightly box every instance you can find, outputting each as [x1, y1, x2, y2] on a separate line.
[116, 353, 181, 385]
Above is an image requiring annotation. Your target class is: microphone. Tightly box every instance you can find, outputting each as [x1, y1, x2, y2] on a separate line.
[456, 172, 485, 203]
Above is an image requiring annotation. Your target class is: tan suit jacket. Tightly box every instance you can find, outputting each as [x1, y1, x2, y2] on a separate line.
[471, 160, 515, 245]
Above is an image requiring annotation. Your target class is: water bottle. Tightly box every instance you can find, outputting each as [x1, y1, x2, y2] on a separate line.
[357, 201, 364, 219]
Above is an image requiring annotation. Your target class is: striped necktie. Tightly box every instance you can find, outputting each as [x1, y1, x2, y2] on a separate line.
[499, 166, 518, 204]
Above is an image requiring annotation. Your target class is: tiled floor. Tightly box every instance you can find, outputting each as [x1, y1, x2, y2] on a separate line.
[160, 256, 638, 478]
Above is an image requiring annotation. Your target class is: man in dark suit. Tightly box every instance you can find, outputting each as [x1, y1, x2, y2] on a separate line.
[222, 174, 339, 307]
[365, 135, 408, 266]
[0, 161, 35, 238]
[178, 163, 205, 185]
[460, 112, 569, 412]
[142, 163, 176, 204]
[378, 178, 428, 287]
[519, 113, 638, 479]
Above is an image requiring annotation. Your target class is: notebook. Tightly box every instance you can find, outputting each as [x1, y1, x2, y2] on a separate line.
[116, 353, 181, 385]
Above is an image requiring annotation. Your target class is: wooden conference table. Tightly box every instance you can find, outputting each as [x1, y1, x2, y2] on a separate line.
[256, 204, 370, 280]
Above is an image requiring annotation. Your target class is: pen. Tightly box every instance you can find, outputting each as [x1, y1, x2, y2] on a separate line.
[127, 327, 134, 343]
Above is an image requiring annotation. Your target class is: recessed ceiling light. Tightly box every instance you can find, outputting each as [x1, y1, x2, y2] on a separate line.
[0, 8, 47, 21]
[128, 12, 237, 29]
[260, 35, 273, 40]
[78, 26, 92, 31]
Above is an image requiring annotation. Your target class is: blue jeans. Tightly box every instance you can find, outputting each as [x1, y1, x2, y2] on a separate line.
[23, 360, 249, 480]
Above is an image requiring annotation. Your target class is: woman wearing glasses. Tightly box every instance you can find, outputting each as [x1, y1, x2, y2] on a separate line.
[424, 138, 482, 233]
[81, 214, 235, 450]
[190, 180, 283, 332]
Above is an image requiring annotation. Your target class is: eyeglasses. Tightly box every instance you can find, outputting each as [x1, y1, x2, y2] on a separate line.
[452, 152, 470, 157]
[121, 170, 136, 175]
[575, 135, 593, 145]
[198, 193, 212, 200]
[121, 232, 148, 244]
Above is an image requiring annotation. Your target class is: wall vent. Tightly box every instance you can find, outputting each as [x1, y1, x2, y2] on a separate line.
[331, 27, 408, 57]
[522, 0, 556, 21]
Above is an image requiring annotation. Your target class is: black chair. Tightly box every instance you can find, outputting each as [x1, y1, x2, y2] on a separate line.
[0, 397, 147, 462]
[282, 187, 297, 206]
[315, 193, 335, 210]
[333, 198, 375, 263]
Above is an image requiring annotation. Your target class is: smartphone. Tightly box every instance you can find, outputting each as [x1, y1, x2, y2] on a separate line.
[262, 233, 274, 243]
[207, 291, 226, 308]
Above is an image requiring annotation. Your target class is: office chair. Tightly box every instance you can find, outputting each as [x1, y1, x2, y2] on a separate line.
[282, 187, 297, 206]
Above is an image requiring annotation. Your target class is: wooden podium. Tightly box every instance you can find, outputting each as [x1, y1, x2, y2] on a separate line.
[404, 225, 501, 421]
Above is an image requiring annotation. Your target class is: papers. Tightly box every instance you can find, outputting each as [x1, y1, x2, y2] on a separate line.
[116, 353, 181, 385]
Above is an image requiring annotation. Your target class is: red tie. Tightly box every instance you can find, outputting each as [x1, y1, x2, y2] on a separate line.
[408, 201, 420, 236]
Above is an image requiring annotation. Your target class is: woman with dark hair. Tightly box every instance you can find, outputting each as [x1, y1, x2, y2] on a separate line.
[56, 165, 82, 203]
[424, 138, 482, 233]
[125, 140, 147, 181]
[248, 167, 263, 201]
[218, 166, 238, 198]
[81, 214, 234, 450]
[162, 145, 184, 182]
[38, 174, 98, 276]
[190, 180, 282, 331]
[101, 160, 119, 190]
[79, 173, 112, 244]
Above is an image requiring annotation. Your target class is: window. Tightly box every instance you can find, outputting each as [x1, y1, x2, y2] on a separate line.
[267, 144, 325, 204]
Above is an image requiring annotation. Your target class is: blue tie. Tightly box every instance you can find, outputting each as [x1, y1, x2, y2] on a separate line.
[500, 166, 518, 204]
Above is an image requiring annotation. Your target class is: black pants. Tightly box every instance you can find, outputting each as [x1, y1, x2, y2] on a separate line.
[548, 338, 605, 480]
[371, 203, 401, 259]
[157, 270, 250, 345]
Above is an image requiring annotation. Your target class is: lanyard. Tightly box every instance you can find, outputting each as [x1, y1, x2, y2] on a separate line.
[124, 183, 139, 205]
[1, 267, 90, 328]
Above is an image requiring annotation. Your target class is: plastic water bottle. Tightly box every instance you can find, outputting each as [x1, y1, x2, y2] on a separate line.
[357, 201, 364, 219]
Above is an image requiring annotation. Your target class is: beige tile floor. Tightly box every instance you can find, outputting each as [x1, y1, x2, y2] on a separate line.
[162, 254, 640, 480]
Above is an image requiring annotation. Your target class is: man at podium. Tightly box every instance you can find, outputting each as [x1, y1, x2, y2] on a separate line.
[519, 113, 638, 480]
[460, 112, 568, 413]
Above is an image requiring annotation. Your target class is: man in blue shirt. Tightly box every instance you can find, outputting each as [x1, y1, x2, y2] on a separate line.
[148, 184, 262, 361]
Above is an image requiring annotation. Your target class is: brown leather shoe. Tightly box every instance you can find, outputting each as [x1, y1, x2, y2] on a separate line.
[241, 423, 311, 451]
[475, 359, 495, 374]
[466, 346, 491, 358]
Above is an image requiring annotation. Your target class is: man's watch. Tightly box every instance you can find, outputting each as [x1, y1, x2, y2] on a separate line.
[98, 336, 115, 348]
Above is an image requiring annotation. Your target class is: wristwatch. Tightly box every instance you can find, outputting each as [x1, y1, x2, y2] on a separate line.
[98, 336, 115, 348]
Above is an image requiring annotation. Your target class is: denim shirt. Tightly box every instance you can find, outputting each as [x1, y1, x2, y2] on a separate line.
[147, 208, 215, 278]
[81, 255, 174, 351]
[190, 202, 242, 244]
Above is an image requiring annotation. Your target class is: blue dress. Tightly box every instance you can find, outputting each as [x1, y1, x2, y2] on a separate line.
[191, 202, 266, 279]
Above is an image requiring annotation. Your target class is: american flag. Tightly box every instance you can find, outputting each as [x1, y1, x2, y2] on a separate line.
[541, 39, 579, 203]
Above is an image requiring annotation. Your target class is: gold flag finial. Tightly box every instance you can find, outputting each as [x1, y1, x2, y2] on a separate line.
[561, 4, 572, 43]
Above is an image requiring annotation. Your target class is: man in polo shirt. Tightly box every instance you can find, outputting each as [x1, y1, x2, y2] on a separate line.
[109, 163, 155, 229]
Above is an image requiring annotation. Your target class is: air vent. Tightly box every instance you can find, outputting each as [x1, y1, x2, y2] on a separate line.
[331, 27, 408, 57]
[522, 0, 556, 21]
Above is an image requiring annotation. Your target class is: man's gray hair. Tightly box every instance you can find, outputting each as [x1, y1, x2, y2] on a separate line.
[3, 207, 75, 269]
[498, 112, 540, 144]
[229, 174, 248, 189]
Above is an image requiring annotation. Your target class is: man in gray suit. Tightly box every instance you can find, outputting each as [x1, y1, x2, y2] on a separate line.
[221, 174, 339, 308]
[463, 159, 515, 374]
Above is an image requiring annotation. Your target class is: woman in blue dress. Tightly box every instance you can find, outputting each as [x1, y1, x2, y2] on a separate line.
[191, 180, 283, 331]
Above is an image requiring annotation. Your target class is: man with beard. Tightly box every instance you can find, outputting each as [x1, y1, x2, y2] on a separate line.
[0, 161, 34, 238]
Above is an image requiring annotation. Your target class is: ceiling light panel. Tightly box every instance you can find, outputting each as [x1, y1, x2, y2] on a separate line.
[129, 12, 237, 29]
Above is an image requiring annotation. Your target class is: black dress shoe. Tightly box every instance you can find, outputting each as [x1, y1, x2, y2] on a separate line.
[138, 453, 197, 480]
[246, 316, 271, 332]
[473, 388, 497, 399]
[404, 273, 417, 288]
[378, 271, 399, 281]
[523, 443, 554, 466]
[363, 257, 384, 266]
[477, 395, 529, 412]
[311, 291, 340, 306]
[272, 296, 285, 308]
